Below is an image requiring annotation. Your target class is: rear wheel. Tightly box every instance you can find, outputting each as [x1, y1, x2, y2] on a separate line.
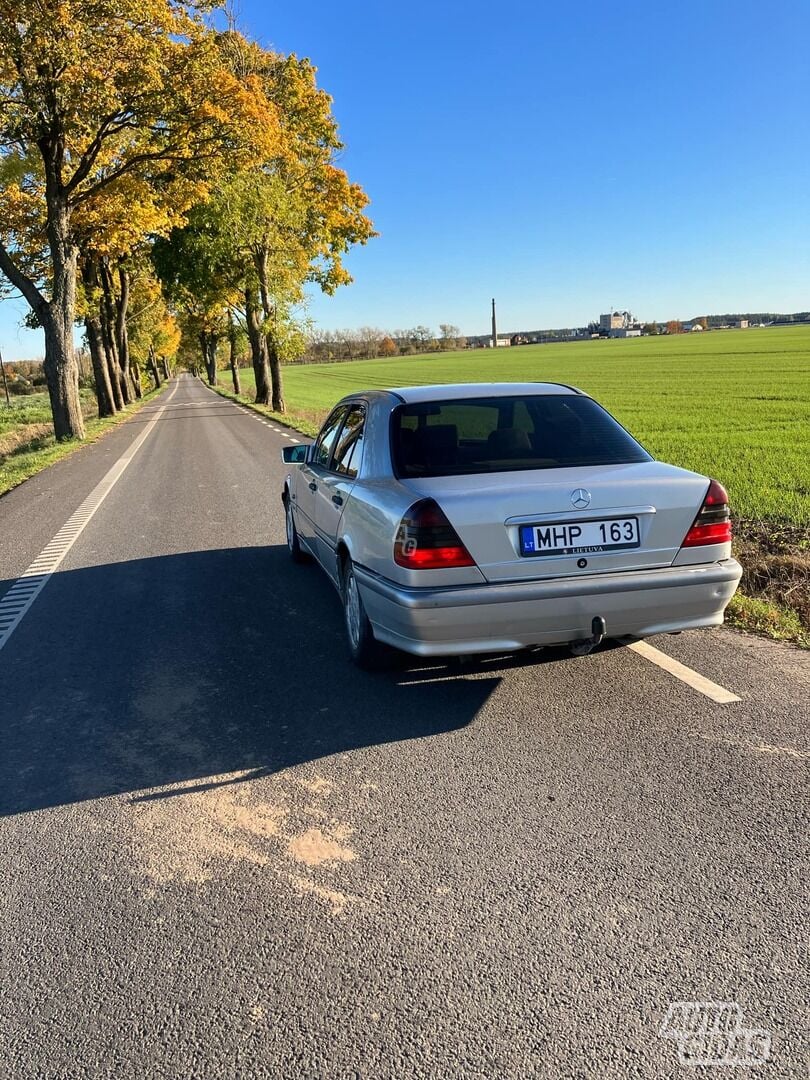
[284, 495, 307, 563]
[342, 558, 385, 669]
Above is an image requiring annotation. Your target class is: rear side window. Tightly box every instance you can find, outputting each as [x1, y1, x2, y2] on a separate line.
[313, 406, 348, 468]
[332, 405, 365, 478]
[391, 395, 651, 478]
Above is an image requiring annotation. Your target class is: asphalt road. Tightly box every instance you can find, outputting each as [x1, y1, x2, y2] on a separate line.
[1, 374, 807, 1079]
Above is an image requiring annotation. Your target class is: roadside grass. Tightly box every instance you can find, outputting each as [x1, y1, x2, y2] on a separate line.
[0, 389, 98, 458]
[211, 328, 810, 646]
[0, 384, 167, 497]
[726, 594, 810, 649]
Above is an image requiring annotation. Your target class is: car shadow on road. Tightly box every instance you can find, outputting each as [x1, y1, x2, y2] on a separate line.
[0, 545, 575, 818]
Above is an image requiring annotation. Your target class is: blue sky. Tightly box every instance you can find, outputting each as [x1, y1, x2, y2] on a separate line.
[2, 0, 808, 358]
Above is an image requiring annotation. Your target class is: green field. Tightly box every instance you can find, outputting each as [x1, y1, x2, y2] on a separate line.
[232, 326, 810, 525]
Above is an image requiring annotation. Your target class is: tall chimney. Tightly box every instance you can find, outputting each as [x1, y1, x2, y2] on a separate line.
[491, 298, 497, 349]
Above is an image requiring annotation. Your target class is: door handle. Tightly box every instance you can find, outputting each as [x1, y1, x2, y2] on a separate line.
[332, 494, 343, 507]
[308, 481, 318, 492]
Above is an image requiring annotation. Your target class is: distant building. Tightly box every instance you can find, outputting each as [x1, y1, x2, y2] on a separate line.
[599, 311, 640, 338]
[735, 319, 749, 329]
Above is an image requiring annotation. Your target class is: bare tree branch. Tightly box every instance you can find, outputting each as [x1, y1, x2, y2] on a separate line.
[0, 240, 46, 315]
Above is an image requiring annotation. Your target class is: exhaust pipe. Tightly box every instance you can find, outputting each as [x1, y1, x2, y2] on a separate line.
[571, 616, 606, 657]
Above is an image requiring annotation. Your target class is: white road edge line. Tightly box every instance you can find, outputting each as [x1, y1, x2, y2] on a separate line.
[628, 640, 740, 704]
[0, 380, 179, 654]
[199, 381, 302, 443]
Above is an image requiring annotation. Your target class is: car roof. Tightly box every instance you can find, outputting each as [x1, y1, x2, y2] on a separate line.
[387, 382, 583, 403]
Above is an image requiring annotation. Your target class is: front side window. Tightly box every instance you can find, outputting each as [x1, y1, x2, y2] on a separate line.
[392, 395, 651, 478]
[332, 405, 365, 478]
[313, 406, 349, 468]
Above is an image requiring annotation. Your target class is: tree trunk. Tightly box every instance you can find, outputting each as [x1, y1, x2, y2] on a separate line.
[228, 310, 241, 395]
[85, 257, 125, 411]
[84, 316, 116, 417]
[245, 286, 271, 406]
[148, 346, 162, 388]
[42, 198, 84, 439]
[266, 339, 284, 413]
[199, 331, 218, 385]
[0, 142, 84, 438]
[106, 346, 125, 410]
[42, 300, 85, 440]
[255, 252, 285, 412]
[207, 339, 218, 386]
[161, 355, 171, 380]
[116, 265, 140, 398]
[80, 260, 116, 418]
[99, 260, 130, 405]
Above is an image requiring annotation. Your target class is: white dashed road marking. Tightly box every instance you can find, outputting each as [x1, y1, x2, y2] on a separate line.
[628, 640, 740, 704]
[0, 380, 179, 653]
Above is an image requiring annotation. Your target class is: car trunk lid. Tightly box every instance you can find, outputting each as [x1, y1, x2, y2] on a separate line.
[401, 462, 710, 582]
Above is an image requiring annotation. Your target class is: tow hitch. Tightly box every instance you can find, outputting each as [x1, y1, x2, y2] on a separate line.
[570, 616, 606, 657]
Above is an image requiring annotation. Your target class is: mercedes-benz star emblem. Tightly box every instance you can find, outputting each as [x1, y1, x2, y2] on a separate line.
[571, 488, 591, 509]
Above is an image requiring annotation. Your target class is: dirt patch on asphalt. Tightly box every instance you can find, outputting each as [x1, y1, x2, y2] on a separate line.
[130, 777, 285, 884]
[129, 769, 359, 914]
[287, 827, 356, 867]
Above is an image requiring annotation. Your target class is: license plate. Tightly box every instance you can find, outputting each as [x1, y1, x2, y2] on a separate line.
[519, 517, 640, 557]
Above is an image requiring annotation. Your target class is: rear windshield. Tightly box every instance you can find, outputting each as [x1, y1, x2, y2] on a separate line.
[391, 395, 651, 478]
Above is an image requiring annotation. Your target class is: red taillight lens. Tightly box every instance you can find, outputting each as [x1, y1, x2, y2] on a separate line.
[394, 499, 475, 569]
[682, 479, 732, 547]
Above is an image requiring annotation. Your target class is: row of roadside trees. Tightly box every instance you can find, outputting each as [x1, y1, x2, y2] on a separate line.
[305, 324, 466, 363]
[0, 1, 374, 438]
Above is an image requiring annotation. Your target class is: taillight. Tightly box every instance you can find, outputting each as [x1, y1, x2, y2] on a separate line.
[394, 499, 475, 569]
[682, 479, 732, 547]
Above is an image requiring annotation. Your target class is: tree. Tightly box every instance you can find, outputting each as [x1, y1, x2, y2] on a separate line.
[412, 326, 433, 351]
[379, 336, 397, 357]
[438, 323, 460, 349]
[221, 47, 375, 410]
[357, 327, 382, 359]
[643, 322, 658, 336]
[666, 320, 683, 334]
[154, 44, 374, 411]
[127, 267, 180, 392]
[151, 201, 240, 388]
[0, 1, 277, 438]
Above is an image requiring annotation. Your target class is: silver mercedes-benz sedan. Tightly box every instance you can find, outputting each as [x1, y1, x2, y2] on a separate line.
[281, 383, 742, 667]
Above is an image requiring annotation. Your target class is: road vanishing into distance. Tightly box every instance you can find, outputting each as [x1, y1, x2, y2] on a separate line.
[1, 375, 808, 1079]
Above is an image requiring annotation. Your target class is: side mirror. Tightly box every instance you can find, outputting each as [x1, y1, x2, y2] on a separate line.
[282, 444, 309, 464]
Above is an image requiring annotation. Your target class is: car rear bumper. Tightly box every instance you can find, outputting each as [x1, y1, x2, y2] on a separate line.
[354, 559, 743, 656]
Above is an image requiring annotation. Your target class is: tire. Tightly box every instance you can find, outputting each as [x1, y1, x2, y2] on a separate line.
[284, 495, 307, 563]
[342, 558, 386, 669]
